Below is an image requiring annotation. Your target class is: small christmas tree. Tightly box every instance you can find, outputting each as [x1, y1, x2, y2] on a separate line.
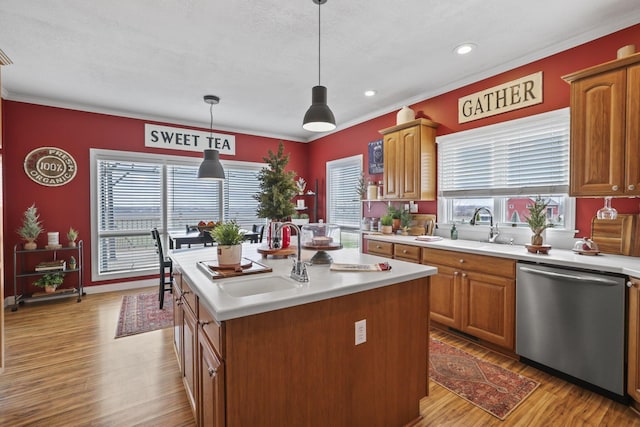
[254, 142, 297, 221]
[17, 204, 44, 246]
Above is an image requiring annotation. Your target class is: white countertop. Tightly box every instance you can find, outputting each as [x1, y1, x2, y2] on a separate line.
[365, 234, 640, 277]
[170, 244, 437, 322]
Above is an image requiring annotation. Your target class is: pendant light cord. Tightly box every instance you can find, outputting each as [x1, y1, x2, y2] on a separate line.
[209, 102, 214, 140]
[317, 1, 321, 85]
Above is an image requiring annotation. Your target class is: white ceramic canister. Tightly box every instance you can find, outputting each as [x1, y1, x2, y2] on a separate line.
[396, 106, 415, 125]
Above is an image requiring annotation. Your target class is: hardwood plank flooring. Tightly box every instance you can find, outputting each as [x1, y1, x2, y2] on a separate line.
[0, 288, 194, 427]
[1, 290, 639, 426]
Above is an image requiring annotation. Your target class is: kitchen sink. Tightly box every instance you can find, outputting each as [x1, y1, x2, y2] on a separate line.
[218, 275, 301, 298]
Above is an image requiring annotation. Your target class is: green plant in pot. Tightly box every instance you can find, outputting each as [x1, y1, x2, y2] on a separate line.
[524, 195, 554, 246]
[400, 209, 412, 235]
[67, 227, 79, 247]
[387, 205, 403, 231]
[210, 221, 246, 267]
[17, 204, 44, 250]
[34, 272, 64, 294]
[380, 214, 394, 234]
[253, 142, 298, 248]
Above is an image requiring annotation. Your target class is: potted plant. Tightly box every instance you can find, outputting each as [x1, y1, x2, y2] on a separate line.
[253, 142, 298, 248]
[34, 272, 65, 294]
[210, 220, 246, 267]
[400, 209, 412, 235]
[380, 215, 393, 234]
[291, 212, 310, 226]
[67, 227, 79, 247]
[525, 195, 554, 246]
[387, 205, 403, 232]
[69, 256, 77, 270]
[356, 173, 367, 200]
[17, 204, 43, 250]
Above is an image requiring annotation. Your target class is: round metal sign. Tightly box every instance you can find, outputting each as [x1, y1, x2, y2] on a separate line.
[23, 147, 77, 187]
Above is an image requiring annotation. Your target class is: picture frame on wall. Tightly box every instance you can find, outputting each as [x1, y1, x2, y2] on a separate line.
[368, 139, 383, 174]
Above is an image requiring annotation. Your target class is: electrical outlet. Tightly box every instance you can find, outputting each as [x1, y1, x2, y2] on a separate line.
[355, 319, 366, 345]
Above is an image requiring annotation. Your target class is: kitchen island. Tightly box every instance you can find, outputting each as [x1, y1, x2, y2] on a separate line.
[170, 245, 436, 427]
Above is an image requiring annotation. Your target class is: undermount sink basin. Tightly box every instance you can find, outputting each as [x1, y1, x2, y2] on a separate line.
[218, 275, 300, 298]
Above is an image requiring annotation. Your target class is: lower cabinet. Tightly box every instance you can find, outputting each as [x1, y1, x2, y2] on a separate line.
[366, 239, 393, 258]
[394, 243, 421, 263]
[628, 276, 640, 409]
[422, 247, 516, 351]
[197, 321, 225, 427]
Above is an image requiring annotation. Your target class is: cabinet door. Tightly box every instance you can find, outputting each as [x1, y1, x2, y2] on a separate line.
[570, 68, 626, 196]
[183, 304, 198, 418]
[461, 271, 515, 350]
[628, 277, 640, 403]
[399, 126, 421, 199]
[626, 64, 640, 196]
[173, 288, 184, 371]
[383, 131, 400, 199]
[428, 264, 461, 329]
[198, 329, 225, 427]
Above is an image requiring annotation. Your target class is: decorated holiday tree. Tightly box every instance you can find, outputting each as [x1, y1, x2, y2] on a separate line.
[254, 142, 297, 221]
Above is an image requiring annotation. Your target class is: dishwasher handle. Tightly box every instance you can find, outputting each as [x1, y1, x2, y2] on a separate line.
[519, 266, 620, 286]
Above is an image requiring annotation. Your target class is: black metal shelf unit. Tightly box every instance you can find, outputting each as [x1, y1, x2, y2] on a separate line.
[12, 240, 84, 311]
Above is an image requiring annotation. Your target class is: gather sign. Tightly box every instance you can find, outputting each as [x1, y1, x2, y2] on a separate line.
[458, 72, 543, 123]
[24, 147, 77, 187]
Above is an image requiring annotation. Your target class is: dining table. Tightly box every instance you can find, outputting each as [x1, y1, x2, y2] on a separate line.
[169, 229, 260, 249]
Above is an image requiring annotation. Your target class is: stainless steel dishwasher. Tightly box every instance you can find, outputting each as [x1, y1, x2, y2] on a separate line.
[516, 262, 626, 399]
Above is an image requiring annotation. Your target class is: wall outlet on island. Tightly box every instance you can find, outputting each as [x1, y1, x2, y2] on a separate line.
[355, 319, 367, 345]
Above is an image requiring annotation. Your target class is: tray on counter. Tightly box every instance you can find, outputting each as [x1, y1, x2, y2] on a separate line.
[197, 258, 272, 279]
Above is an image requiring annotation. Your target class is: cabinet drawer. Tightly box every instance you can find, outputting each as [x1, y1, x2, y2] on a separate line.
[182, 278, 198, 315]
[394, 244, 421, 263]
[422, 248, 514, 277]
[367, 240, 394, 257]
[198, 301, 224, 358]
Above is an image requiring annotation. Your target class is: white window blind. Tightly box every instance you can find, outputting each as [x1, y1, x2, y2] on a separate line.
[167, 165, 222, 231]
[438, 108, 570, 197]
[224, 165, 263, 230]
[326, 155, 362, 228]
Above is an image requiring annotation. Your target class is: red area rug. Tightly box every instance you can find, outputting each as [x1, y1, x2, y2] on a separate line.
[429, 338, 539, 420]
[115, 291, 173, 338]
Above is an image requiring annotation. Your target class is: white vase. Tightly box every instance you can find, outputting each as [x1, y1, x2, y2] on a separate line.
[396, 106, 415, 124]
[217, 244, 242, 267]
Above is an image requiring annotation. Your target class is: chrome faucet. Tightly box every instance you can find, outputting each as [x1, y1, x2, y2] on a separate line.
[275, 222, 309, 282]
[470, 207, 500, 243]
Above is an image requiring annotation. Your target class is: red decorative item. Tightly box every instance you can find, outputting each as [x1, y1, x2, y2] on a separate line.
[281, 225, 291, 248]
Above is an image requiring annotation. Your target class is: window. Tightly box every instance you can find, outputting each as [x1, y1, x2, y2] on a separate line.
[326, 155, 363, 248]
[91, 149, 263, 280]
[437, 108, 573, 230]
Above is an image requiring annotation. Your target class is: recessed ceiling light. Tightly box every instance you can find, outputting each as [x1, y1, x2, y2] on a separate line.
[454, 43, 476, 55]
[364, 90, 377, 97]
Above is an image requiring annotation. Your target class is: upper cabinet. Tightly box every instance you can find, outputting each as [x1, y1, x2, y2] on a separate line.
[563, 54, 640, 197]
[379, 118, 439, 200]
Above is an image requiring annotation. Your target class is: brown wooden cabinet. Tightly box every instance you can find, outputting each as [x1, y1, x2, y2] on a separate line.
[563, 54, 640, 196]
[628, 276, 640, 411]
[197, 302, 225, 427]
[422, 248, 516, 350]
[379, 119, 438, 200]
[366, 239, 393, 258]
[394, 243, 421, 263]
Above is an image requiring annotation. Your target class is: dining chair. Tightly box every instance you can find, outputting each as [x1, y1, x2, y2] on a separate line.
[151, 228, 173, 309]
[252, 224, 265, 243]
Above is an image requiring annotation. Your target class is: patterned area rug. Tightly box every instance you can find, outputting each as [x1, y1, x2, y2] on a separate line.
[429, 338, 539, 420]
[115, 291, 173, 338]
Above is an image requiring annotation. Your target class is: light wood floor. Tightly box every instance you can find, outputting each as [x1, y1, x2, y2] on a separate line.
[1, 289, 639, 426]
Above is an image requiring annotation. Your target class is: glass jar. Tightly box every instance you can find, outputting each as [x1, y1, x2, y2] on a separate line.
[377, 181, 384, 199]
[367, 182, 377, 200]
[361, 217, 370, 231]
[596, 197, 617, 220]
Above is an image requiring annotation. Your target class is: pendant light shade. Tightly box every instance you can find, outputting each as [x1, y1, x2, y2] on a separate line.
[303, 85, 336, 132]
[198, 95, 225, 180]
[197, 149, 225, 179]
[303, 0, 336, 132]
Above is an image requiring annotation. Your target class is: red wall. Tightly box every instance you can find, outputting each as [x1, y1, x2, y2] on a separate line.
[4, 23, 640, 294]
[308, 23, 640, 234]
[2, 102, 306, 291]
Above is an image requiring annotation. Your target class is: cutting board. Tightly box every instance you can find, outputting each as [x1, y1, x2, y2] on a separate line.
[591, 214, 640, 256]
[409, 214, 437, 236]
[197, 258, 273, 279]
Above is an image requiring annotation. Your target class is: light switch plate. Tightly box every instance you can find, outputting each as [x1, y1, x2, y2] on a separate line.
[355, 319, 366, 345]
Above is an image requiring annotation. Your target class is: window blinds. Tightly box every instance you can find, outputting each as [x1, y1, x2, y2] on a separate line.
[437, 108, 569, 197]
[327, 156, 362, 228]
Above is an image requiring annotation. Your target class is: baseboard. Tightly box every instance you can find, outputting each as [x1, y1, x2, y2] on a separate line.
[3, 278, 156, 307]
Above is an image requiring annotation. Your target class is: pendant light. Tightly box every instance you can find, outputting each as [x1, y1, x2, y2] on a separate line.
[197, 95, 226, 180]
[302, 0, 336, 132]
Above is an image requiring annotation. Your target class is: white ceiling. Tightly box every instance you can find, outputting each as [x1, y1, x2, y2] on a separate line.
[1, 1, 639, 142]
